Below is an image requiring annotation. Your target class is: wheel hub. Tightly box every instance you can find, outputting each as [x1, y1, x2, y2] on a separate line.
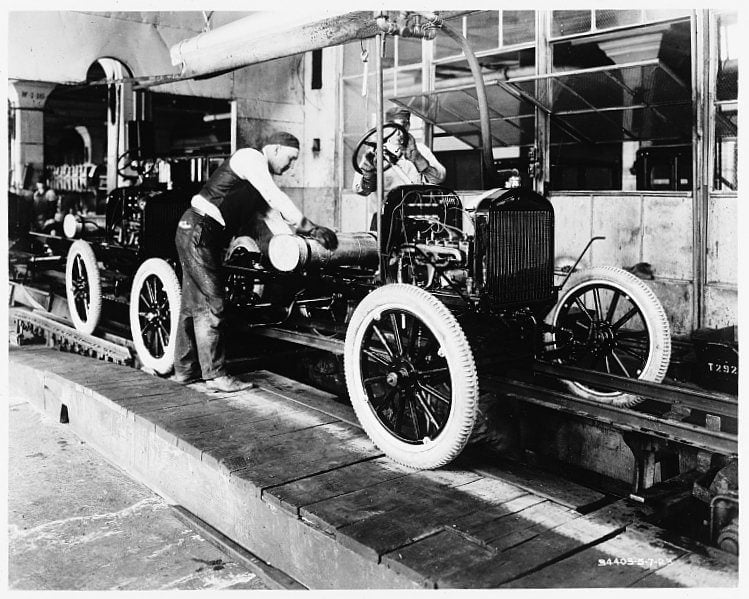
[589, 320, 616, 353]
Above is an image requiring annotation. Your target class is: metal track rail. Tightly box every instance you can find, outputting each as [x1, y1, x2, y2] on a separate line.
[10, 307, 134, 366]
[9, 282, 737, 457]
[486, 375, 737, 456]
[531, 361, 737, 419]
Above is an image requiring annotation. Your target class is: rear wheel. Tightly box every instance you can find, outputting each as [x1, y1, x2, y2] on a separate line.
[550, 266, 671, 407]
[129, 258, 181, 374]
[65, 240, 102, 335]
[344, 284, 478, 469]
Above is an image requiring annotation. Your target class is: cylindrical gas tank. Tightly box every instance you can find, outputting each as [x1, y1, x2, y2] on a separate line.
[268, 232, 379, 272]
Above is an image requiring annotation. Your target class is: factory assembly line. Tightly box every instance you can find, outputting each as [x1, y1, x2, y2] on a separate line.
[7, 9, 738, 590]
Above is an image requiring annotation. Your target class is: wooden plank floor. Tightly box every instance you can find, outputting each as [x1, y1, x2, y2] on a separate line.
[7, 345, 738, 589]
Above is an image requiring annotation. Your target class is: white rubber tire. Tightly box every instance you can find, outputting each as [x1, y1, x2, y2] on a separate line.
[344, 284, 478, 469]
[65, 240, 102, 335]
[129, 258, 181, 374]
[550, 266, 671, 407]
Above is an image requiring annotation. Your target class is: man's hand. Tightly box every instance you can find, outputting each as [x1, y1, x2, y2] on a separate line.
[296, 217, 339, 250]
[354, 150, 377, 195]
[360, 149, 376, 174]
[402, 134, 430, 172]
[310, 226, 338, 251]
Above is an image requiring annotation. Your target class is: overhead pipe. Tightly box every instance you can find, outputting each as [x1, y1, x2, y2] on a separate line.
[170, 10, 473, 79]
[170, 11, 381, 78]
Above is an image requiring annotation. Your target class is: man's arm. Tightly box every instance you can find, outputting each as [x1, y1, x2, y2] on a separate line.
[229, 149, 304, 226]
[230, 149, 337, 250]
[403, 137, 446, 184]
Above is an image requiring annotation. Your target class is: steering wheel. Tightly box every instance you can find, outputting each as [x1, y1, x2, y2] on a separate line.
[352, 122, 409, 175]
[117, 148, 156, 179]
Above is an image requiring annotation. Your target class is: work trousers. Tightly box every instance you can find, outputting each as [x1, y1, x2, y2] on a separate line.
[173, 208, 227, 380]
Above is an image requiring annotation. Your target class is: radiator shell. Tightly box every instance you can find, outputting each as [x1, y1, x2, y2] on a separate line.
[484, 188, 556, 308]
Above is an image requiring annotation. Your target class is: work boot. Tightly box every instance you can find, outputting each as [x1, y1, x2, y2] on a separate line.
[205, 375, 256, 393]
[170, 373, 203, 385]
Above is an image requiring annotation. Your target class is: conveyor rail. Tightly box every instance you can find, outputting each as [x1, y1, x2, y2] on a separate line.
[9, 281, 738, 458]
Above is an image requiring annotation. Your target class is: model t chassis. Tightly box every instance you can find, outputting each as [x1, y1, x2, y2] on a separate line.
[46, 12, 673, 470]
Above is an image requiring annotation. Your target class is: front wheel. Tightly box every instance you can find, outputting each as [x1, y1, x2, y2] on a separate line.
[129, 258, 181, 374]
[344, 284, 478, 469]
[549, 266, 671, 407]
[65, 240, 102, 335]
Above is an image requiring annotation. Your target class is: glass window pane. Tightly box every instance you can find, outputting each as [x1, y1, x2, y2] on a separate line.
[596, 10, 642, 30]
[716, 12, 738, 101]
[467, 11, 499, 53]
[381, 37, 395, 70]
[503, 10, 535, 46]
[435, 16, 464, 60]
[342, 77, 373, 132]
[714, 105, 738, 191]
[435, 48, 535, 89]
[342, 135, 358, 189]
[643, 9, 692, 23]
[552, 10, 592, 37]
[394, 68, 422, 97]
[549, 141, 622, 190]
[435, 59, 474, 88]
[397, 36, 422, 67]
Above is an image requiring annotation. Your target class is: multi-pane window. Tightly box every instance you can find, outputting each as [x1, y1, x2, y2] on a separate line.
[551, 9, 691, 39]
[341, 35, 424, 188]
[547, 16, 693, 190]
[341, 11, 537, 189]
[340, 10, 701, 192]
[713, 11, 738, 191]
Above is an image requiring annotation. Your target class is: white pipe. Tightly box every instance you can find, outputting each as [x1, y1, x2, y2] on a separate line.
[170, 10, 474, 79]
[170, 11, 379, 78]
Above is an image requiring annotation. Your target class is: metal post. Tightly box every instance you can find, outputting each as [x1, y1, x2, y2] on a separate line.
[535, 10, 552, 195]
[693, 10, 708, 330]
[375, 32, 385, 282]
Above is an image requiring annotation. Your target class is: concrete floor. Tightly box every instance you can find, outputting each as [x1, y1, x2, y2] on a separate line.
[7, 396, 268, 591]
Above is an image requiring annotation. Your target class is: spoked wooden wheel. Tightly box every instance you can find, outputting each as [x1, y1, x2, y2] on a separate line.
[344, 284, 478, 469]
[129, 258, 181, 374]
[65, 240, 102, 335]
[550, 266, 671, 407]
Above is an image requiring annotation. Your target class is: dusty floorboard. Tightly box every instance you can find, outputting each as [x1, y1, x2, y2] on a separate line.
[7, 346, 738, 589]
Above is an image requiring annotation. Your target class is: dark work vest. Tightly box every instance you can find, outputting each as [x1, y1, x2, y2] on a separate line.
[199, 157, 271, 241]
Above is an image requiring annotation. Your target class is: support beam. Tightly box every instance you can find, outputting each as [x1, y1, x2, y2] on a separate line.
[7, 80, 57, 189]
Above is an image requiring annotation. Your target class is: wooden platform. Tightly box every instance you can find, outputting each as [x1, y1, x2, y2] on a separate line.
[7, 346, 738, 589]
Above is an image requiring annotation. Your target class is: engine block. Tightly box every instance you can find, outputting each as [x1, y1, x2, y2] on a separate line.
[381, 184, 556, 311]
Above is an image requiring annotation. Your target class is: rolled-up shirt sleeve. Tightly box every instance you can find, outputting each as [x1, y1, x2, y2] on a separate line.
[229, 149, 304, 226]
